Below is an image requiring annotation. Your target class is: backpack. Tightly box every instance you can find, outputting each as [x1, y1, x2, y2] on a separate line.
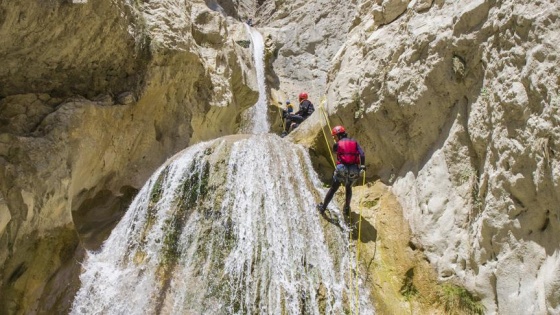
[303, 100, 315, 117]
[307, 102, 315, 116]
[336, 138, 361, 165]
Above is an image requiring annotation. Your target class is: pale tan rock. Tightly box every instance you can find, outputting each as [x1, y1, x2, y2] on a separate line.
[323, 0, 560, 312]
[410, 0, 433, 12]
[116, 91, 136, 105]
[0, 198, 9, 245]
[0, 0, 258, 312]
[381, 0, 411, 25]
[1, 0, 559, 313]
[92, 94, 113, 106]
[0, 94, 57, 135]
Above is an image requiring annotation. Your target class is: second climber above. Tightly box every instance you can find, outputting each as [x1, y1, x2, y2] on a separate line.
[281, 92, 315, 137]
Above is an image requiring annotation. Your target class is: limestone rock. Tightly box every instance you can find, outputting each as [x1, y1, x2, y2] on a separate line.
[1, 0, 560, 313]
[410, 0, 434, 12]
[322, 0, 560, 312]
[0, 94, 60, 135]
[259, 0, 358, 101]
[92, 94, 114, 106]
[372, 0, 411, 26]
[116, 91, 135, 105]
[0, 0, 258, 312]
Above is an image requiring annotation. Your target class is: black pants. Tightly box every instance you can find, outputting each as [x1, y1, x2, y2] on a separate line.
[322, 164, 360, 211]
[323, 179, 353, 210]
[284, 114, 304, 132]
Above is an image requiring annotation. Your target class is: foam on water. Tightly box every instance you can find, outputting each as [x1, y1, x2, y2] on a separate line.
[71, 135, 374, 314]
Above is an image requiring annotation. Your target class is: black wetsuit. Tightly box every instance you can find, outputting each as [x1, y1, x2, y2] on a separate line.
[284, 100, 315, 133]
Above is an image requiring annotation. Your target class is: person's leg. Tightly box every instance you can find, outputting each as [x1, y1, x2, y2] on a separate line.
[318, 177, 341, 213]
[286, 115, 303, 132]
[323, 180, 341, 208]
[289, 122, 298, 132]
[344, 183, 353, 215]
[290, 115, 304, 125]
[284, 116, 292, 132]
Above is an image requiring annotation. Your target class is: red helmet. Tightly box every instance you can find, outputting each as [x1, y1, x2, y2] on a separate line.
[298, 92, 308, 101]
[331, 125, 346, 136]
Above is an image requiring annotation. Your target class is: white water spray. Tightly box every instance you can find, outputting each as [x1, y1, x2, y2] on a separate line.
[241, 24, 269, 134]
[71, 135, 374, 314]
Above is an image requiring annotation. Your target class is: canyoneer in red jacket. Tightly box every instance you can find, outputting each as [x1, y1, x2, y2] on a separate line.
[317, 125, 365, 216]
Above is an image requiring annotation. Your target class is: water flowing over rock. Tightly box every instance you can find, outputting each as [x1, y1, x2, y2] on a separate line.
[1, 0, 560, 313]
[71, 135, 374, 314]
[240, 25, 270, 134]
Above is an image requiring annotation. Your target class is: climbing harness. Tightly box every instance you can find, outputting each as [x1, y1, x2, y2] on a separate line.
[318, 97, 366, 315]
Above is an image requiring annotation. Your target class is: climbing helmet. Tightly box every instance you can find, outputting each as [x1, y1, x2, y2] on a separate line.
[331, 125, 346, 136]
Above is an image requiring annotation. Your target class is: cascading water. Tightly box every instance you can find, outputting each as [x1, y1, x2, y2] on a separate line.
[241, 24, 269, 134]
[71, 135, 374, 314]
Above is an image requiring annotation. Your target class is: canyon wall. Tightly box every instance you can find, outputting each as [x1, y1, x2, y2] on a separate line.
[0, 0, 257, 313]
[1, 0, 559, 313]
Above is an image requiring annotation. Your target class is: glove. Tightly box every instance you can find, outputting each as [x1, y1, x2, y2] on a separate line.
[360, 165, 366, 171]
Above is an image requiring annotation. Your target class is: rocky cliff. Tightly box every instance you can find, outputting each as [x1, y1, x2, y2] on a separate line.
[0, 0, 257, 313]
[1, 0, 559, 314]
[318, 0, 560, 313]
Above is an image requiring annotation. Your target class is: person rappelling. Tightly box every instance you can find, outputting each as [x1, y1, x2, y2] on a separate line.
[281, 92, 315, 137]
[317, 125, 366, 216]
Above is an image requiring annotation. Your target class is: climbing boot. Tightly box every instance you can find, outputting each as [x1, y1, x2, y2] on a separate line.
[317, 203, 326, 214]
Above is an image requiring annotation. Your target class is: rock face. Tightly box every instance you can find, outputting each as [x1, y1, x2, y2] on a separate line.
[257, 0, 359, 102]
[0, 0, 258, 313]
[320, 0, 560, 312]
[1, 0, 559, 313]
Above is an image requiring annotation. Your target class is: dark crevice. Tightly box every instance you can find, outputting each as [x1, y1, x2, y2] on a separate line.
[8, 263, 27, 284]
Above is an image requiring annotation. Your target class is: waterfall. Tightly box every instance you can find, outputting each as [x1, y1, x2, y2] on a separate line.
[241, 24, 269, 134]
[71, 135, 374, 314]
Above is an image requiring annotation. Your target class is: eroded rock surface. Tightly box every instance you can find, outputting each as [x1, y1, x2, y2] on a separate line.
[1, 0, 559, 313]
[0, 0, 258, 313]
[320, 0, 560, 312]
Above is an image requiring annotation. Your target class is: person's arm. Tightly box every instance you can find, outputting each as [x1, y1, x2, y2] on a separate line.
[295, 101, 307, 116]
[357, 143, 365, 165]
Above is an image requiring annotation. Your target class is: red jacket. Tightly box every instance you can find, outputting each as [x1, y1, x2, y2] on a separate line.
[334, 137, 365, 165]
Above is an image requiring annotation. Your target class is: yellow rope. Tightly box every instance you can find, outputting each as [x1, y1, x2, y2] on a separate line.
[276, 101, 288, 132]
[278, 107, 286, 131]
[318, 97, 336, 168]
[354, 169, 366, 314]
[318, 96, 334, 138]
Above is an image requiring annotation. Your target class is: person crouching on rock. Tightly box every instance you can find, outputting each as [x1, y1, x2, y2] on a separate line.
[281, 92, 315, 137]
